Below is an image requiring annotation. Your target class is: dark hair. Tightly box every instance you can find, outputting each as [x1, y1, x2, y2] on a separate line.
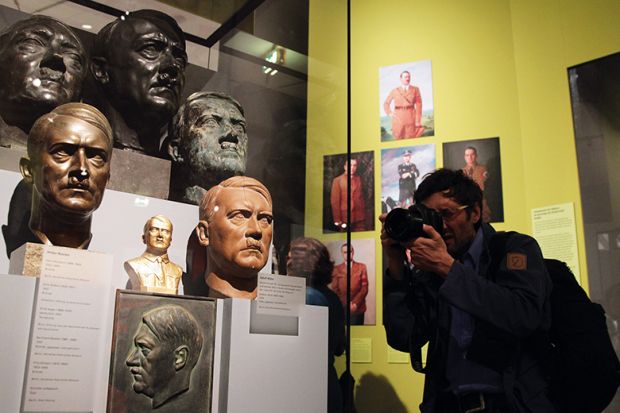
[414, 168, 483, 228]
[287, 237, 334, 287]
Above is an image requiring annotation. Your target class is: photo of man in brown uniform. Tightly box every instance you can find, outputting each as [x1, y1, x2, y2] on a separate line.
[383, 70, 425, 139]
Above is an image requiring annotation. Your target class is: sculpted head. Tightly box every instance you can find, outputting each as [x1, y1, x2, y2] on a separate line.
[92, 9, 187, 122]
[196, 176, 273, 295]
[0, 16, 87, 117]
[126, 305, 203, 408]
[142, 215, 173, 255]
[20, 103, 112, 221]
[170, 91, 248, 187]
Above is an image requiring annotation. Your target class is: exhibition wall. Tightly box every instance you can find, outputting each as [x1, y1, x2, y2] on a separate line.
[306, 0, 620, 411]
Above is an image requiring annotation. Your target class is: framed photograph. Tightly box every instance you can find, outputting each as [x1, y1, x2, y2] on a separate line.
[442, 137, 504, 222]
[323, 151, 375, 233]
[381, 144, 436, 212]
[379, 60, 434, 141]
[107, 291, 217, 413]
[326, 238, 376, 326]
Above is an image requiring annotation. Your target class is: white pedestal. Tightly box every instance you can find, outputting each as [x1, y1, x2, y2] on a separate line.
[213, 298, 328, 413]
[0, 274, 37, 413]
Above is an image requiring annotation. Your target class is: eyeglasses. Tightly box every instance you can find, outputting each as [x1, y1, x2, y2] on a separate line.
[436, 205, 468, 221]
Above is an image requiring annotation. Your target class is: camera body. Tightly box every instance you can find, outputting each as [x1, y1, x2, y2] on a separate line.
[384, 204, 444, 243]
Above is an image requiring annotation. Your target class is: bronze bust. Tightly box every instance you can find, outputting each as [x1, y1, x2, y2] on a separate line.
[124, 215, 183, 294]
[18, 102, 113, 249]
[0, 15, 87, 148]
[195, 176, 273, 299]
[168, 91, 249, 204]
[91, 9, 187, 156]
[126, 305, 203, 409]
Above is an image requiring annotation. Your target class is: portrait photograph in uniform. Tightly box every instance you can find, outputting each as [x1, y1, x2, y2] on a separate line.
[380, 59, 434, 141]
[326, 238, 376, 326]
[107, 291, 216, 413]
[323, 151, 375, 233]
[442, 137, 504, 222]
[381, 144, 436, 213]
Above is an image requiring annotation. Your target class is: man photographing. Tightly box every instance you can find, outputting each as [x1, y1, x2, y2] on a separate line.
[381, 169, 554, 413]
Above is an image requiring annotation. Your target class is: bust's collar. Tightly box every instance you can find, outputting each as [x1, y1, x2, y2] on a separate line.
[142, 251, 169, 263]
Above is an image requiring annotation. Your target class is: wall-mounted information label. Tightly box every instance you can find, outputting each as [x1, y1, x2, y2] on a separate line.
[531, 203, 580, 282]
[256, 273, 305, 316]
[351, 337, 372, 363]
[19, 245, 112, 413]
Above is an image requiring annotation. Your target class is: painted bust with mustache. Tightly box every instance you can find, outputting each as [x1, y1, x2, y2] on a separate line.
[0, 15, 87, 149]
[17, 103, 112, 250]
[91, 9, 187, 157]
[167, 91, 249, 204]
[195, 176, 273, 299]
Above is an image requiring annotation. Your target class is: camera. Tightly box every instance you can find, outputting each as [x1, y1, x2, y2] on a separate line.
[383, 204, 444, 243]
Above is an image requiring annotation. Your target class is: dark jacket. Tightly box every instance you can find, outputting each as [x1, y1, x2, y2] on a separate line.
[384, 224, 555, 413]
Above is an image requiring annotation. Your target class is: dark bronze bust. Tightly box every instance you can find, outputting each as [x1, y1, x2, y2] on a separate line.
[17, 102, 113, 249]
[168, 91, 249, 204]
[91, 9, 187, 156]
[0, 15, 87, 148]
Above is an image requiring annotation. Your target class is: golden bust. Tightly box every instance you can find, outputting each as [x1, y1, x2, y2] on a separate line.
[124, 215, 183, 294]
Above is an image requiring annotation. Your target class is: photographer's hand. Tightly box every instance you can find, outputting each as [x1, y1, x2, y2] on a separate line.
[408, 224, 454, 278]
[379, 213, 407, 280]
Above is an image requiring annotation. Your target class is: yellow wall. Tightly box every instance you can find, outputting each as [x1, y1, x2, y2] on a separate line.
[307, 0, 620, 411]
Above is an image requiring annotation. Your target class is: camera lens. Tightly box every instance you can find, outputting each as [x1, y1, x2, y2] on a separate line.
[384, 207, 424, 243]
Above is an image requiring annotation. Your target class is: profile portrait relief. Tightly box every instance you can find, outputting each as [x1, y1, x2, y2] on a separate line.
[125, 305, 203, 409]
[125, 215, 183, 295]
[168, 91, 249, 204]
[379, 59, 434, 141]
[4, 103, 113, 253]
[0, 15, 88, 148]
[195, 176, 273, 299]
[90, 9, 187, 156]
[108, 292, 215, 413]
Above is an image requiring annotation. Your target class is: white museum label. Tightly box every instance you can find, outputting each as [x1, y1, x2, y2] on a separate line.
[256, 273, 305, 316]
[21, 245, 113, 413]
[351, 337, 372, 363]
[531, 202, 580, 282]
